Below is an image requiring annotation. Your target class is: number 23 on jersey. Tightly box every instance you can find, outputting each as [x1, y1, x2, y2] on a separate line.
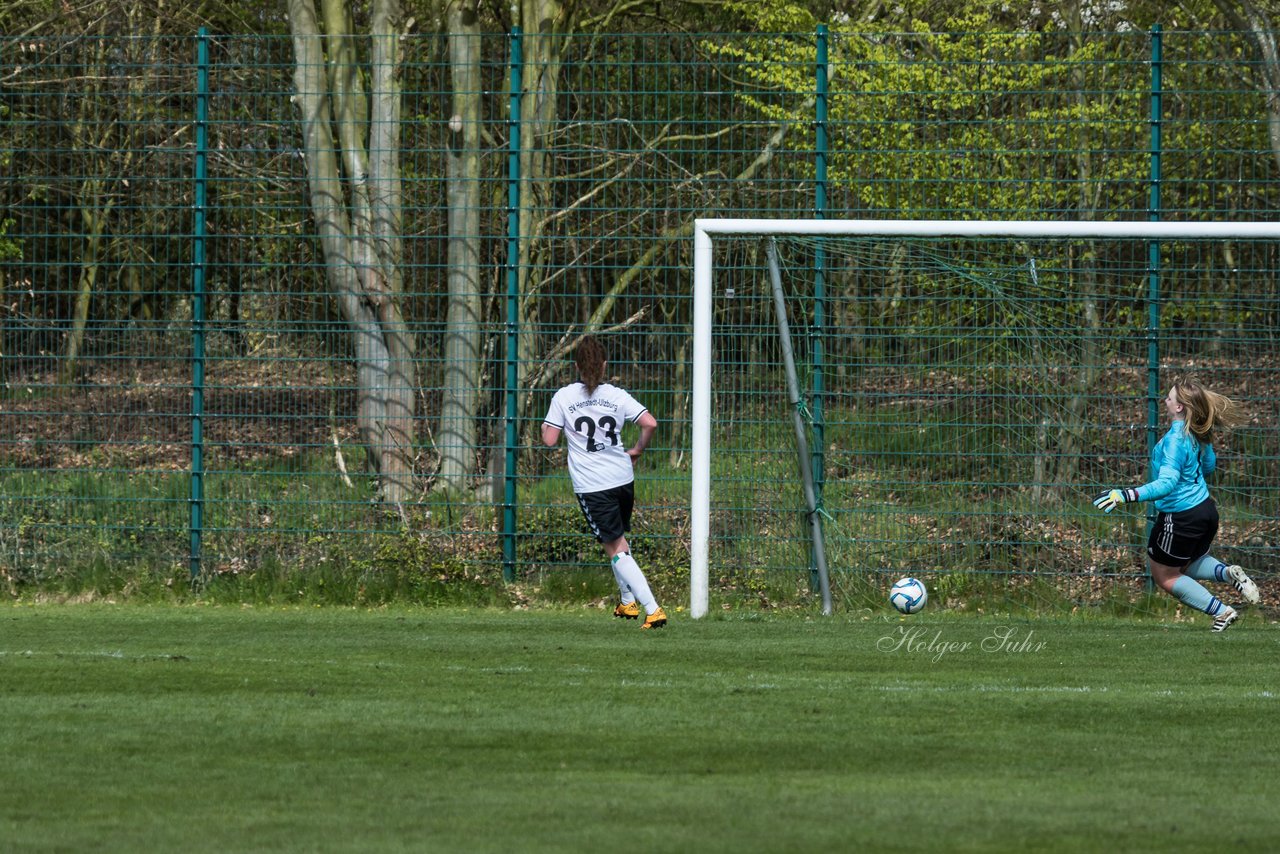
[575, 415, 619, 452]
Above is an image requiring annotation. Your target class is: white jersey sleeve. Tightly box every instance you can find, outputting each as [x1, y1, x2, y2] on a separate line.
[543, 382, 649, 494]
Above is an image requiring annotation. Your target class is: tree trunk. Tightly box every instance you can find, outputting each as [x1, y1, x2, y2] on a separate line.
[1047, 15, 1104, 496]
[58, 37, 115, 386]
[0, 265, 6, 391]
[288, 0, 415, 507]
[437, 0, 484, 493]
[60, 199, 108, 385]
[1216, 0, 1280, 175]
[366, 0, 416, 507]
[517, 0, 570, 383]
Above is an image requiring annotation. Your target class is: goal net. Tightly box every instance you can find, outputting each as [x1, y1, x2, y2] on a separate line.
[690, 220, 1280, 619]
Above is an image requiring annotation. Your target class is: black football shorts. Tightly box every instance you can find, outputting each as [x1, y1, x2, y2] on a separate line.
[1147, 497, 1219, 567]
[575, 482, 635, 543]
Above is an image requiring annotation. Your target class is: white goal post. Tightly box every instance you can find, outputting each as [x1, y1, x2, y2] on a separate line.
[689, 218, 1280, 618]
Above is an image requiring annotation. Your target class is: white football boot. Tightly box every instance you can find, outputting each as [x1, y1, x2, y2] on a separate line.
[1225, 565, 1260, 606]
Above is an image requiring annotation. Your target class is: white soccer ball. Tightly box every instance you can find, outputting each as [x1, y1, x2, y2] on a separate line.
[889, 577, 928, 614]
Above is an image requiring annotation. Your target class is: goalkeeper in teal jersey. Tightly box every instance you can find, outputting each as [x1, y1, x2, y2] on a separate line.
[1093, 377, 1259, 632]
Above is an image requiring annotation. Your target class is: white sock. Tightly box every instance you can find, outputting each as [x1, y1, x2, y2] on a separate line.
[611, 552, 657, 614]
[610, 562, 635, 604]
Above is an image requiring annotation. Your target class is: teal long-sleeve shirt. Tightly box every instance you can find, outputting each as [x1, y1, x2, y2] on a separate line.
[1133, 420, 1215, 513]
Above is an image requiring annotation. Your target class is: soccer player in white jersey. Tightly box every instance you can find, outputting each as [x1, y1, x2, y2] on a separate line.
[541, 336, 667, 629]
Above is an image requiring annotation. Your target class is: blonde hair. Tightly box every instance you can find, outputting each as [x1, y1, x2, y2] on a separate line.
[1173, 376, 1248, 445]
[575, 336, 606, 396]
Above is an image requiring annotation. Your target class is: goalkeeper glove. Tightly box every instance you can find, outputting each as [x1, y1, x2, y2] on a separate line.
[1092, 488, 1138, 514]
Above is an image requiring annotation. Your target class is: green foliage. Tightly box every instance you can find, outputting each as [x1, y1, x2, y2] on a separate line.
[518, 504, 593, 570]
[0, 217, 19, 261]
[0, 531, 510, 609]
[720, 0, 816, 32]
[697, 13, 1200, 219]
[0, 459, 509, 607]
[197, 531, 511, 608]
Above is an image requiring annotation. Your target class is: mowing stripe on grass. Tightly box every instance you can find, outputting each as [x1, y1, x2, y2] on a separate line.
[2, 605, 1278, 853]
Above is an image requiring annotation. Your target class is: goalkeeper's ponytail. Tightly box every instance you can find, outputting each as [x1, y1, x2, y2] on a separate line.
[576, 335, 606, 396]
[1174, 376, 1248, 445]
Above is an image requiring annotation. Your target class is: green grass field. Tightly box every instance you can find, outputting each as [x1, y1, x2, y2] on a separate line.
[2, 605, 1278, 853]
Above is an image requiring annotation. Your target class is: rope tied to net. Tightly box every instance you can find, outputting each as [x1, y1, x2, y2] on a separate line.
[807, 503, 837, 526]
[793, 396, 814, 423]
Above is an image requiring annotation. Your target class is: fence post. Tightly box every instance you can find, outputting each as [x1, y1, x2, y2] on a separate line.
[502, 28, 523, 583]
[1146, 24, 1162, 452]
[190, 27, 210, 581]
[1144, 24, 1163, 589]
[811, 24, 829, 593]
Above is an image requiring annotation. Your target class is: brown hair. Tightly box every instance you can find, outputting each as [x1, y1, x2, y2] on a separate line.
[575, 335, 606, 395]
[1173, 376, 1248, 445]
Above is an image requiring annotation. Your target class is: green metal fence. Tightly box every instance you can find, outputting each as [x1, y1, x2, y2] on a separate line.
[2, 29, 1278, 609]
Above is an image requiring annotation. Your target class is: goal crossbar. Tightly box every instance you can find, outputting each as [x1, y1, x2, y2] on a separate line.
[689, 218, 1280, 618]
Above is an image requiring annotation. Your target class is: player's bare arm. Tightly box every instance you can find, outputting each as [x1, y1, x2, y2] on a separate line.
[627, 412, 657, 461]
